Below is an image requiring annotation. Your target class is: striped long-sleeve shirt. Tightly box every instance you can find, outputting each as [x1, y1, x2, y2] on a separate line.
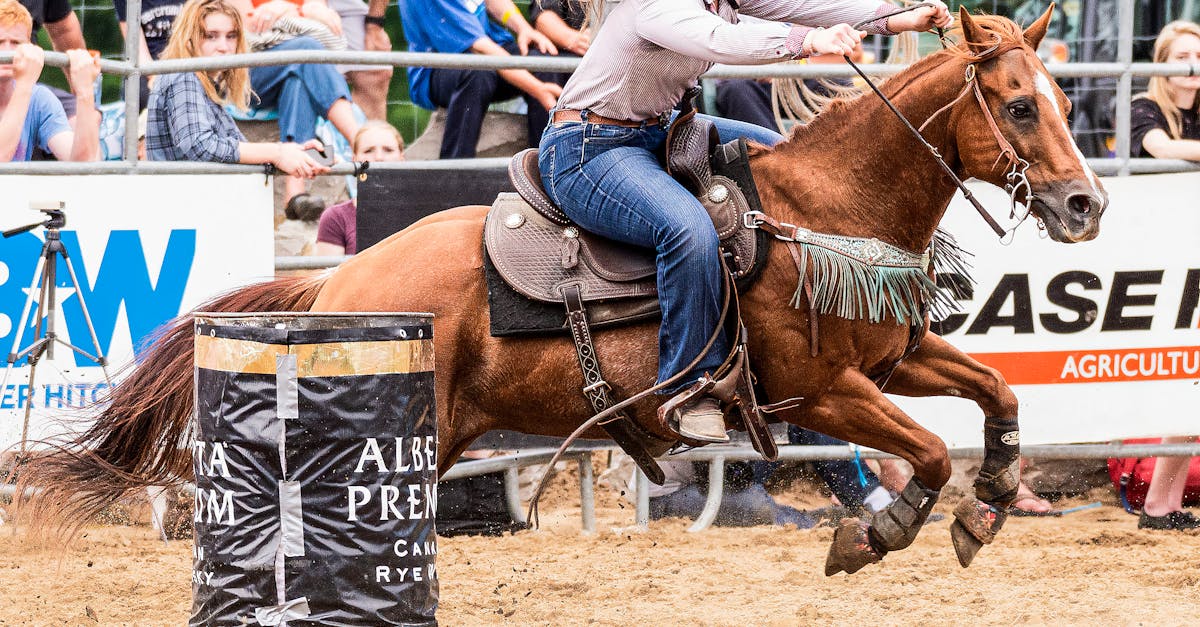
[556, 0, 895, 122]
[146, 72, 244, 164]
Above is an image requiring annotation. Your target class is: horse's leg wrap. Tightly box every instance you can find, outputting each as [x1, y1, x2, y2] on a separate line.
[950, 417, 1019, 568]
[824, 519, 885, 576]
[868, 477, 940, 552]
[974, 416, 1021, 504]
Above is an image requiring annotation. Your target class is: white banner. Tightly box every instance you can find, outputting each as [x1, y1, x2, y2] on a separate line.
[0, 175, 273, 451]
[895, 172, 1200, 447]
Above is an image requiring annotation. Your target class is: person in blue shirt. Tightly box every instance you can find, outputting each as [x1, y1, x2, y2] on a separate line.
[0, 0, 99, 161]
[398, 0, 562, 159]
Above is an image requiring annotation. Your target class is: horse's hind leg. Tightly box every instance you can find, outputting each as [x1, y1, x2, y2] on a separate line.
[797, 369, 950, 576]
[882, 332, 1021, 568]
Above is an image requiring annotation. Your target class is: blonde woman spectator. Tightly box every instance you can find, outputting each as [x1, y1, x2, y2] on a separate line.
[1128, 20, 1200, 531]
[0, 0, 99, 161]
[145, 0, 329, 190]
[1131, 20, 1200, 159]
[313, 120, 404, 255]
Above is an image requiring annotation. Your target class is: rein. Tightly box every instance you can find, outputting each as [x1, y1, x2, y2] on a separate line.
[847, 7, 1033, 240]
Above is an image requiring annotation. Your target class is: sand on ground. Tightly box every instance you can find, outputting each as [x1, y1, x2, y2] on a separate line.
[1, 467, 1198, 626]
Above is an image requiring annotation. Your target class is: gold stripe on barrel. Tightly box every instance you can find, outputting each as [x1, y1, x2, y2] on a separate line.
[292, 339, 436, 377]
[194, 334, 288, 374]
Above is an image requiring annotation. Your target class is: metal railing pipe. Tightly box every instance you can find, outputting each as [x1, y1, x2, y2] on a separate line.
[122, 0, 142, 163]
[578, 452, 596, 534]
[687, 455, 726, 533]
[1115, 0, 1135, 175]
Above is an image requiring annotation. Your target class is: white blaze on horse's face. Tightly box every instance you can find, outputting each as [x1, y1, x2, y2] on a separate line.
[1034, 70, 1103, 196]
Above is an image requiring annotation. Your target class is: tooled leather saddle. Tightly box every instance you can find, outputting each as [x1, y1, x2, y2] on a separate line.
[482, 118, 777, 484]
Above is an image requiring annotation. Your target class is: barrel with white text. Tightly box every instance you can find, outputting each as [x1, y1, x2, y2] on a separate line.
[191, 313, 437, 626]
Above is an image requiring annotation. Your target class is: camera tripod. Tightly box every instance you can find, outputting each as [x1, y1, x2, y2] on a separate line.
[0, 203, 111, 454]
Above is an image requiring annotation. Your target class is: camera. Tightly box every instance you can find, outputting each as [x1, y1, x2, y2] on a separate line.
[2, 201, 66, 238]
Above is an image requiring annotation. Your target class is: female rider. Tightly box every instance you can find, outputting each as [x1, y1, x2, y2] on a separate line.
[538, 0, 952, 443]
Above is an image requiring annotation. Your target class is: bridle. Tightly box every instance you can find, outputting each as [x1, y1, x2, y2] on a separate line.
[848, 7, 1039, 241]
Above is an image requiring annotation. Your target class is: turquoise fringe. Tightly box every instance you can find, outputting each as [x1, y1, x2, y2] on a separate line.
[787, 243, 940, 325]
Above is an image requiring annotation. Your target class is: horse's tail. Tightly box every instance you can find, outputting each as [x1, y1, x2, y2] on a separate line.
[15, 274, 328, 533]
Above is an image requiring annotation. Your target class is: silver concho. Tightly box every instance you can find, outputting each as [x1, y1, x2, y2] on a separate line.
[862, 238, 884, 264]
[707, 184, 730, 204]
[504, 212, 525, 229]
[563, 226, 580, 239]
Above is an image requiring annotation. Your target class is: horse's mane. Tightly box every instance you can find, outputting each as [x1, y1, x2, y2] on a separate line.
[781, 14, 1029, 146]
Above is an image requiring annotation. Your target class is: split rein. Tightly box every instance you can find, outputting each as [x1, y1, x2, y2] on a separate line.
[847, 5, 1036, 242]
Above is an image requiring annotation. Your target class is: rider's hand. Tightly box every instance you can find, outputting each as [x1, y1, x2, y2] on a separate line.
[887, 0, 953, 33]
[64, 49, 101, 100]
[533, 81, 562, 111]
[275, 142, 329, 178]
[10, 43, 45, 86]
[518, 27, 557, 56]
[806, 24, 865, 57]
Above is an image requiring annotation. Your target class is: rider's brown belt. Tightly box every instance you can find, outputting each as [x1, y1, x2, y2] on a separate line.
[552, 109, 656, 128]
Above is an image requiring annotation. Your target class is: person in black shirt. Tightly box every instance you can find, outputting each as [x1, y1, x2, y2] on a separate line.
[1130, 20, 1200, 159]
[1127, 19, 1200, 531]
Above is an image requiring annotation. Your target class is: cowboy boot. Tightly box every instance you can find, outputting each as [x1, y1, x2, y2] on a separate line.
[676, 396, 730, 443]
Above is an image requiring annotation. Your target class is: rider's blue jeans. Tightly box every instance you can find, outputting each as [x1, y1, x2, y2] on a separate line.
[539, 111, 782, 391]
[249, 36, 353, 143]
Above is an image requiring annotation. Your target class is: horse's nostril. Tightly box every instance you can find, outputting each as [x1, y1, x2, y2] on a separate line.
[1067, 193, 1095, 215]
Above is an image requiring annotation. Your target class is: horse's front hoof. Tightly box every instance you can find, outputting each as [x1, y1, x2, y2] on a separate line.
[949, 519, 984, 567]
[949, 498, 1008, 568]
[824, 519, 885, 576]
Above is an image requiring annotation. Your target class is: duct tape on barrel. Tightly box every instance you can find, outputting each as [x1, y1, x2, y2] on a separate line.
[191, 313, 437, 626]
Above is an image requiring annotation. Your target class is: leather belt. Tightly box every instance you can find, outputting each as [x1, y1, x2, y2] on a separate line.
[552, 109, 663, 128]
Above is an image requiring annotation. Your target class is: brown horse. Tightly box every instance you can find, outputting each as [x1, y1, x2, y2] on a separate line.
[20, 8, 1106, 575]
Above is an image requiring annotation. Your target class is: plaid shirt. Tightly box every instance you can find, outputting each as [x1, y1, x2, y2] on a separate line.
[146, 72, 243, 163]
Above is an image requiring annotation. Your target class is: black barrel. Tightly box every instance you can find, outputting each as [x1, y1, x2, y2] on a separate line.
[191, 313, 437, 626]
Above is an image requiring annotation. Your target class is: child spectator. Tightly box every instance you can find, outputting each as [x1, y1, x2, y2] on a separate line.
[0, 0, 99, 161]
[313, 120, 403, 255]
[145, 0, 329, 185]
[1127, 20, 1200, 531]
[397, 0, 562, 159]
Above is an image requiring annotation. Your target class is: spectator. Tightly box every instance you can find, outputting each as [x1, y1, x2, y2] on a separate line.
[331, 0, 392, 120]
[0, 0, 99, 161]
[1122, 21, 1200, 532]
[313, 120, 403, 255]
[17, 0, 86, 119]
[397, 0, 562, 159]
[1138, 436, 1200, 530]
[225, 0, 360, 207]
[1131, 20, 1200, 160]
[529, 0, 587, 88]
[145, 0, 330, 186]
[114, 0, 182, 62]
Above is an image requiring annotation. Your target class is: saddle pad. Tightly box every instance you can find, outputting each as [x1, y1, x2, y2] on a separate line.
[485, 193, 659, 303]
[485, 250, 661, 337]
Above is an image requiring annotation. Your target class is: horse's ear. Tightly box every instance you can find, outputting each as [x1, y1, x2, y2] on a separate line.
[958, 7, 987, 47]
[1023, 3, 1055, 50]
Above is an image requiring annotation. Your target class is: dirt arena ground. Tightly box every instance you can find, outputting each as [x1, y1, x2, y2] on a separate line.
[2, 469, 1198, 626]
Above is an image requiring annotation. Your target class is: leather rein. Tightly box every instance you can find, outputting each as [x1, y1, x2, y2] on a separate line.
[844, 6, 1035, 240]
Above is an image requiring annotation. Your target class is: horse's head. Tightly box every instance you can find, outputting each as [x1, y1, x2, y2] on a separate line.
[950, 6, 1107, 243]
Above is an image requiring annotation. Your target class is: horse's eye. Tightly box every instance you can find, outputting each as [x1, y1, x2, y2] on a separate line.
[1007, 101, 1033, 119]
